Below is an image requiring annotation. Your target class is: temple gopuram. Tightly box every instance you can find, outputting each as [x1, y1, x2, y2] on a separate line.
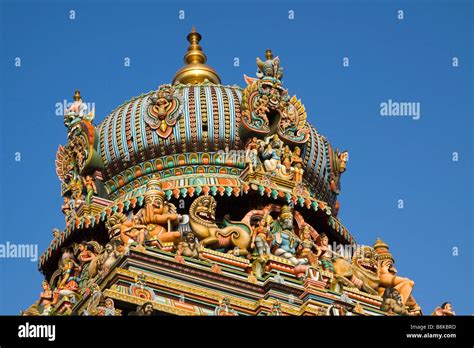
[24, 28, 424, 317]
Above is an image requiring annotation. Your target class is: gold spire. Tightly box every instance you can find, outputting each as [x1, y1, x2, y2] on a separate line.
[265, 49, 273, 60]
[73, 90, 82, 101]
[172, 27, 221, 85]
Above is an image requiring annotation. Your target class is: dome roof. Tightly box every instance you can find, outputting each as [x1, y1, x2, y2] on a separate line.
[97, 83, 245, 198]
[60, 28, 348, 211]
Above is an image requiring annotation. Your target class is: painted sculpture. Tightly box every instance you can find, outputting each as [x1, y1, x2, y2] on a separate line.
[27, 28, 451, 317]
[188, 195, 252, 256]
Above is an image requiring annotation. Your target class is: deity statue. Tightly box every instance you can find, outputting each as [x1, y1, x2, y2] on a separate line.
[81, 175, 97, 205]
[254, 95, 270, 126]
[315, 233, 334, 273]
[52, 228, 61, 240]
[97, 241, 122, 275]
[250, 215, 272, 262]
[381, 287, 409, 315]
[281, 145, 292, 171]
[102, 298, 119, 316]
[431, 302, 455, 316]
[373, 238, 417, 307]
[128, 302, 155, 316]
[76, 242, 99, 288]
[71, 179, 84, 209]
[175, 232, 207, 263]
[37, 281, 54, 315]
[270, 206, 305, 265]
[268, 301, 282, 316]
[245, 137, 263, 173]
[261, 141, 281, 173]
[215, 297, 238, 316]
[330, 150, 348, 193]
[136, 179, 182, 246]
[297, 225, 318, 266]
[291, 146, 304, 183]
[54, 248, 82, 298]
[123, 215, 147, 247]
[61, 197, 72, 221]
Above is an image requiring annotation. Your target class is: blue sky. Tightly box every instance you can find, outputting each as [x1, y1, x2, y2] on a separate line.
[0, 0, 472, 314]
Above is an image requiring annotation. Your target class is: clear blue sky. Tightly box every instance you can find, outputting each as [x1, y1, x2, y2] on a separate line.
[0, 0, 472, 315]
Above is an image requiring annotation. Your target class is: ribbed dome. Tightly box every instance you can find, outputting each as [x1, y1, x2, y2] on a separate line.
[97, 83, 244, 197]
[91, 29, 347, 208]
[97, 82, 340, 207]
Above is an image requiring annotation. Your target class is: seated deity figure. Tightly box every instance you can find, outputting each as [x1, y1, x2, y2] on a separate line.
[122, 215, 147, 246]
[136, 179, 181, 246]
[175, 232, 207, 263]
[297, 225, 318, 266]
[261, 142, 281, 172]
[270, 206, 306, 265]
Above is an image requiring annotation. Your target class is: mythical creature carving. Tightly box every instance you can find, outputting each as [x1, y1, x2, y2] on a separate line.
[56, 91, 104, 210]
[144, 84, 183, 138]
[240, 50, 309, 145]
[373, 238, 417, 308]
[188, 195, 252, 256]
[332, 246, 380, 295]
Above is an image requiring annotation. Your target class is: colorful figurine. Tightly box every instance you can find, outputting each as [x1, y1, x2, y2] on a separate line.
[431, 302, 455, 316]
[82, 175, 97, 205]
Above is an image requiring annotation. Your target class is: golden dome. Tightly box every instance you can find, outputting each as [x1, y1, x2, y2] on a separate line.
[172, 27, 221, 85]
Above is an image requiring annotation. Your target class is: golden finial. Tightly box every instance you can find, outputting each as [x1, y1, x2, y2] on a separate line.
[73, 90, 82, 101]
[265, 49, 273, 60]
[172, 27, 221, 85]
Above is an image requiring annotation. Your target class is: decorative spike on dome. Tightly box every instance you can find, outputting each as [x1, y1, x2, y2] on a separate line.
[73, 90, 82, 101]
[265, 49, 273, 60]
[172, 27, 221, 85]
